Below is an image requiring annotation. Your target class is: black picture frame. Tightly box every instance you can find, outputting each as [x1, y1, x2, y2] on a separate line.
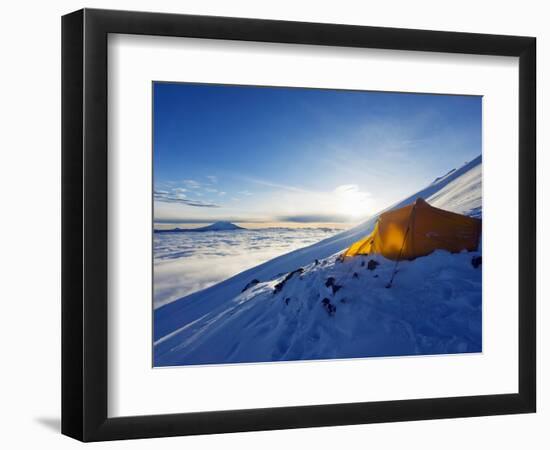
[62, 8, 536, 442]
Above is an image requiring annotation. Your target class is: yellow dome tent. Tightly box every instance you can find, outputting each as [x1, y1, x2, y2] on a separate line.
[343, 198, 481, 261]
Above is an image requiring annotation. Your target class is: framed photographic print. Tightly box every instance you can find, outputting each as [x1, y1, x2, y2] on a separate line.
[62, 8, 536, 441]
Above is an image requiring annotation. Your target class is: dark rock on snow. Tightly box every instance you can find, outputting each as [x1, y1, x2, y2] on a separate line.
[321, 298, 337, 316]
[325, 277, 343, 295]
[241, 279, 260, 293]
[273, 268, 304, 294]
[367, 259, 380, 271]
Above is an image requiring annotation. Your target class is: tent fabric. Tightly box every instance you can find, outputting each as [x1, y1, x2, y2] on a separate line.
[343, 198, 481, 261]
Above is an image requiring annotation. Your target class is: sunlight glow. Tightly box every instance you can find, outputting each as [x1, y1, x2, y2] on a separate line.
[333, 184, 371, 218]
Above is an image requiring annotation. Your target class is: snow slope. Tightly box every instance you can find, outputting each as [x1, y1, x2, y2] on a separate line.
[154, 155, 482, 366]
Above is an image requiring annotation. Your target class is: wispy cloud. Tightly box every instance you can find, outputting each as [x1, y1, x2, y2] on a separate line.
[182, 179, 201, 189]
[206, 175, 218, 184]
[154, 190, 220, 208]
[334, 184, 371, 198]
[236, 175, 310, 194]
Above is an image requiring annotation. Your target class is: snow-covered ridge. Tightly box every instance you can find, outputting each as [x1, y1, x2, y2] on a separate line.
[155, 249, 481, 366]
[154, 156, 482, 358]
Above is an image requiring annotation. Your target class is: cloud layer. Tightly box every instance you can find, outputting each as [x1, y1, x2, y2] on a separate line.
[154, 227, 339, 308]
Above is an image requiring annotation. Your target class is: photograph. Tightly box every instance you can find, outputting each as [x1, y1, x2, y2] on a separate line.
[152, 83, 482, 367]
[0, 1, 541, 446]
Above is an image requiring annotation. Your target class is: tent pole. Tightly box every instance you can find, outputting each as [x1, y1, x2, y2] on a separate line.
[385, 226, 409, 288]
[386, 202, 416, 288]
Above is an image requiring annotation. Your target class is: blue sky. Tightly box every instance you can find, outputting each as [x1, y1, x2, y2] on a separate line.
[154, 82, 481, 227]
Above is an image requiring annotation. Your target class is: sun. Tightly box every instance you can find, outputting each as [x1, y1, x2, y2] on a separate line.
[334, 184, 370, 219]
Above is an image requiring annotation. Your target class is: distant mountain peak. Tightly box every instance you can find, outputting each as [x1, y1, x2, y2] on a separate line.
[201, 221, 245, 231]
[155, 221, 246, 233]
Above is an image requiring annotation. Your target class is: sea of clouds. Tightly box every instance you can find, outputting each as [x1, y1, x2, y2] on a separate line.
[153, 228, 339, 308]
